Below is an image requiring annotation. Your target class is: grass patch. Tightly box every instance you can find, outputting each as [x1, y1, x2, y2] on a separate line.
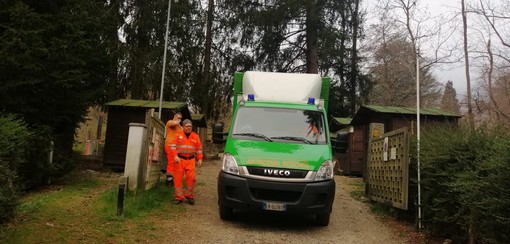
[347, 180, 394, 217]
[17, 172, 100, 215]
[370, 202, 393, 216]
[349, 181, 366, 201]
[0, 171, 182, 243]
[96, 181, 181, 220]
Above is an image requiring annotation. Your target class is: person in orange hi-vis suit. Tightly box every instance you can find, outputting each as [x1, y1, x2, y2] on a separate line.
[169, 119, 203, 205]
[164, 112, 183, 183]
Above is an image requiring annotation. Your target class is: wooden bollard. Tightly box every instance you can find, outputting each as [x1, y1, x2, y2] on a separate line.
[117, 176, 128, 216]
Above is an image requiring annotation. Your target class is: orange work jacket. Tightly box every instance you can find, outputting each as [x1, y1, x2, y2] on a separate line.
[165, 121, 183, 147]
[169, 131, 203, 161]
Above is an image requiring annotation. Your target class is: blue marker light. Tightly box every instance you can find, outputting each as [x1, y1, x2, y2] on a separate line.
[307, 97, 315, 104]
[248, 94, 255, 101]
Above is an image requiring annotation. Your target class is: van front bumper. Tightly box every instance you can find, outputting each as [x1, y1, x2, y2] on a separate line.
[217, 171, 335, 215]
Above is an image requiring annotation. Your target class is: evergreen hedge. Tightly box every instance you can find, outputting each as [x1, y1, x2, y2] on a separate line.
[0, 113, 67, 223]
[414, 124, 510, 243]
[0, 114, 32, 223]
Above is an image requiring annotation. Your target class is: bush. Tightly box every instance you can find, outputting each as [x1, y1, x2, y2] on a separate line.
[17, 125, 55, 189]
[0, 161, 18, 222]
[413, 124, 510, 243]
[0, 114, 32, 223]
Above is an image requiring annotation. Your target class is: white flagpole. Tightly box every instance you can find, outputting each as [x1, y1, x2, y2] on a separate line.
[416, 48, 422, 229]
[158, 0, 172, 119]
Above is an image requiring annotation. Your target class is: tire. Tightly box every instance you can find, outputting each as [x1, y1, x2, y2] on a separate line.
[316, 212, 331, 226]
[219, 203, 234, 220]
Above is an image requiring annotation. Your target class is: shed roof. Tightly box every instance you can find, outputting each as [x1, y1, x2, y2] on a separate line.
[351, 104, 462, 125]
[329, 117, 352, 132]
[334, 117, 353, 125]
[191, 114, 207, 128]
[105, 99, 191, 123]
[362, 104, 461, 117]
[106, 99, 187, 110]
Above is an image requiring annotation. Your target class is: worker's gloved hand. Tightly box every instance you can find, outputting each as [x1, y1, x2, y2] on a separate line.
[197, 160, 203, 168]
[174, 156, 180, 163]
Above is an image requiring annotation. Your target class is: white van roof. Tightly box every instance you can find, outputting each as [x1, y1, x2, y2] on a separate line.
[242, 71, 322, 103]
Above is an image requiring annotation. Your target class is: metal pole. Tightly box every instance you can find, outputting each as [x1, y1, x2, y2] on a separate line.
[416, 48, 422, 229]
[158, 0, 172, 119]
[117, 183, 125, 216]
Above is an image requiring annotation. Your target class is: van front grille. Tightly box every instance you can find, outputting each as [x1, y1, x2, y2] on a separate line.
[249, 187, 302, 202]
[247, 167, 308, 179]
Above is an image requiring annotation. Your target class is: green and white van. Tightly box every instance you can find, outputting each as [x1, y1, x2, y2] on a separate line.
[215, 71, 336, 226]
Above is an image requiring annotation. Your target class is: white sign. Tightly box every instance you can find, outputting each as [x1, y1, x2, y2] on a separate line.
[390, 147, 397, 160]
[383, 137, 388, 161]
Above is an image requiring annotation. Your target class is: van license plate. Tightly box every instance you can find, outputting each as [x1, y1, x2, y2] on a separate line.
[262, 202, 286, 211]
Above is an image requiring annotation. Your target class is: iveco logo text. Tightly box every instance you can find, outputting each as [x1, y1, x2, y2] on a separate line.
[264, 169, 291, 176]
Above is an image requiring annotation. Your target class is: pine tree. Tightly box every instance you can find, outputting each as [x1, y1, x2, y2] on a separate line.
[0, 0, 116, 170]
[216, 0, 368, 118]
[368, 36, 442, 107]
[441, 80, 460, 114]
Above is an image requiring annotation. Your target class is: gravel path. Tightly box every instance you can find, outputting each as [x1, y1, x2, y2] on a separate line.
[162, 159, 413, 244]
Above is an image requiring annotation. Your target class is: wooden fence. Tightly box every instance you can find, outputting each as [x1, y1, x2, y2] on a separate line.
[367, 127, 409, 210]
[141, 110, 165, 190]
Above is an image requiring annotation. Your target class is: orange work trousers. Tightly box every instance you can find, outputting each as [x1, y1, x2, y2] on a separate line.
[172, 158, 196, 201]
[164, 145, 174, 174]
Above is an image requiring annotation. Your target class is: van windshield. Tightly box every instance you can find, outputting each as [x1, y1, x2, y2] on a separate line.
[232, 107, 327, 145]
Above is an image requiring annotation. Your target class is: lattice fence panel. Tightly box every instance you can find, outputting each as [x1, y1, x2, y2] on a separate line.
[142, 110, 165, 190]
[368, 127, 409, 210]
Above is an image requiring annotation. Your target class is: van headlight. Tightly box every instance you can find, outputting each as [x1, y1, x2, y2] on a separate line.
[221, 153, 239, 175]
[314, 160, 335, 181]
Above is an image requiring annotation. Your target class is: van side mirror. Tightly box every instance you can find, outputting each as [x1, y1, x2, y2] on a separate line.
[213, 123, 227, 144]
[331, 132, 348, 153]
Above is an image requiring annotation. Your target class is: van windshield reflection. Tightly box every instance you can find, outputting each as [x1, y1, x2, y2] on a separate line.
[232, 132, 273, 142]
[232, 107, 326, 145]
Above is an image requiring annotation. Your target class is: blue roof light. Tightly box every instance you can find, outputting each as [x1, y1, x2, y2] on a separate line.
[307, 97, 315, 105]
[248, 94, 255, 101]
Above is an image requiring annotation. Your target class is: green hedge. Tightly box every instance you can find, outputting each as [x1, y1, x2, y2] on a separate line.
[413, 124, 510, 243]
[0, 114, 32, 222]
[0, 112, 80, 224]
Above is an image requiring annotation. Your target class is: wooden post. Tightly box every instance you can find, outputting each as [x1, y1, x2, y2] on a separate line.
[117, 176, 128, 216]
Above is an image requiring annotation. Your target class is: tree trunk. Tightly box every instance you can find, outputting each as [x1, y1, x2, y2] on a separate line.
[461, 0, 474, 128]
[486, 39, 501, 121]
[130, 0, 150, 99]
[106, 0, 121, 101]
[202, 0, 214, 116]
[305, 0, 319, 74]
[349, 0, 360, 116]
[339, 3, 347, 85]
[468, 208, 477, 244]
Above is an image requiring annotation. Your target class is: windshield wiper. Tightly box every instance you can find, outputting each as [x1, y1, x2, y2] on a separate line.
[270, 136, 313, 144]
[233, 133, 273, 142]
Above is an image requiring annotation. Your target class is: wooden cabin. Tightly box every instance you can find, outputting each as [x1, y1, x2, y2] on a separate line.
[335, 104, 461, 176]
[103, 99, 192, 171]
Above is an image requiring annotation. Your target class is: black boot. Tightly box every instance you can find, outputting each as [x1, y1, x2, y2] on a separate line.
[186, 197, 195, 205]
[166, 174, 173, 185]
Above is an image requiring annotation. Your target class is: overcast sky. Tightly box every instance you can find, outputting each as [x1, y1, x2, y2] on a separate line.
[423, 1, 467, 96]
[361, 0, 506, 98]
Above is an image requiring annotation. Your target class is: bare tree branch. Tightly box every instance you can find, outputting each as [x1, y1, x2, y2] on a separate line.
[477, 0, 510, 48]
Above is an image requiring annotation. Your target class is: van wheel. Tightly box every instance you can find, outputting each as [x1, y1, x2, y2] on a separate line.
[316, 212, 330, 226]
[219, 203, 233, 220]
